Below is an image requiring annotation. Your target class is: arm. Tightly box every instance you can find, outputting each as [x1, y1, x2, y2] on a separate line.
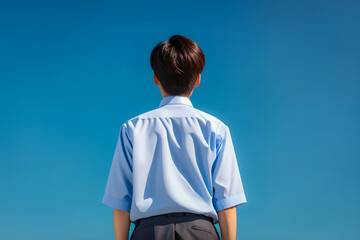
[102, 123, 133, 239]
[217, 206, 237, 240]
[212, 125, 246, 239]
[113, 209, 130, 240]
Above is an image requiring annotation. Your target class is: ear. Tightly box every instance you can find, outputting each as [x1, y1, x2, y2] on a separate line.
[194, 74, 201, 87]
[153, 72, 160, 86]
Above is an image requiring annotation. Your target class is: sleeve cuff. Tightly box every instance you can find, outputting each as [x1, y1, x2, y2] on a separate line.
[102, 194, 132, 212]
[213, 193, 247, 212]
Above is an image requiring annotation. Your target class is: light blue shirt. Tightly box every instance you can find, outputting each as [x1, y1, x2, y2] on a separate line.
[102, 95, 247, 224]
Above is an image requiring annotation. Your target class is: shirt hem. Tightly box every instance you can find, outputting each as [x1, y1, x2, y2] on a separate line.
[102, 194, 131, 212]
[213, 193, 247, 212]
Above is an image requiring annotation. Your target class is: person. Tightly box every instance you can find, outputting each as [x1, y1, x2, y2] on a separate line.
[102, 34, 247, 240]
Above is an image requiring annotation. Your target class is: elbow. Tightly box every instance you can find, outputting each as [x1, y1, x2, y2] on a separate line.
[217, 206, 236, 214]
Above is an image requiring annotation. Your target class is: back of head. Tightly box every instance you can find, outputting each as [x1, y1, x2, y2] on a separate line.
[150, 35, 205, 96]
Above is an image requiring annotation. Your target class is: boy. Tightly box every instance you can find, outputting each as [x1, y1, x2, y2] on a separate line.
[102, 35, 247, 240]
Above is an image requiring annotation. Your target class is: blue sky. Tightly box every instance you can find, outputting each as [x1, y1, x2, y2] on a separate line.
[0, 0, 359, 239]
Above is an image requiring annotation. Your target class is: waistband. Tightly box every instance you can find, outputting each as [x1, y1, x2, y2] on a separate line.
[134, 212, 213, 226]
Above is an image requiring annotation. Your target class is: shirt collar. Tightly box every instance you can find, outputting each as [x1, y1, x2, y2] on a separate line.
[159, 95, 194, 108]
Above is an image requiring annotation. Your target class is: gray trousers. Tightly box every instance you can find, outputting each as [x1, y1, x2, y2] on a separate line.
[130, 212, 220, 240]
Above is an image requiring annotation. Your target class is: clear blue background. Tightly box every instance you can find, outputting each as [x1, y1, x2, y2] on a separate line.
[0, 0, 359, 239]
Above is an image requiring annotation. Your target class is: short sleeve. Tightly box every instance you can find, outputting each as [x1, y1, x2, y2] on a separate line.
[212, 125, 247, 212]
[102, 123, 133, 211]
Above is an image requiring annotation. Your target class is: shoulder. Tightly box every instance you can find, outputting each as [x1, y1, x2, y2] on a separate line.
[192, 108, 229, 131]
[119, 106, 230, 135]
[192, 108, 233, 149]
[117, 108, 161, 133]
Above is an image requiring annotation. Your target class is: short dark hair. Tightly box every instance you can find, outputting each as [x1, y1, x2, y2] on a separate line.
[150, 35, 205, 96]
